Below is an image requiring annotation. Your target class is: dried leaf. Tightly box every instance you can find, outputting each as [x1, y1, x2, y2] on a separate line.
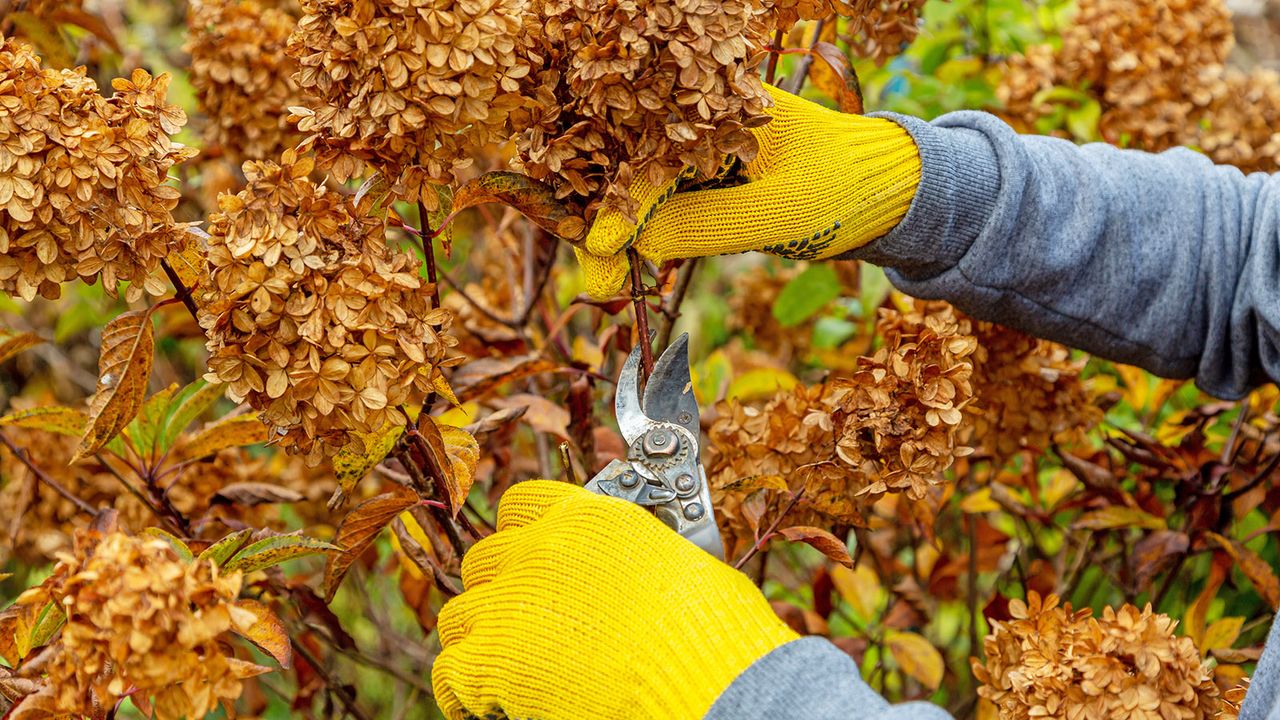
[223, 534, 338, 574]
[453, 356, 561, 402]
[0, 406, 87, 437]
[778, 526, 853, 567]
[141, 527, 194, 563]
[492, 393, 570, 438]
[830, 564, 883, 619]
[1208, 532, 1280, 608]
[1131, 530, 1189, 589]
[176, 413, 270, 461]
[447, 172, 579, 241]
[810, 42, 864, 114]
[231, 599, 292, 669]
[323, 485, 419, 601]
[720, 474, 790, 493]
[464, 406, 528, 438]
[886, 630, 944, 690]
[72, 306, 159, 462]
[212, 483, 305, 506]
[1072, 506, 1166, 531]
[0, 330, 43, 365]
[168, 227, 210, 293]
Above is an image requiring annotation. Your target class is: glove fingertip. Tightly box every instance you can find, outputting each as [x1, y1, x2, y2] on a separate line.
[573, 247, 628, 299]
[496, 479, 590, 531]
[430, 649, 467, 720]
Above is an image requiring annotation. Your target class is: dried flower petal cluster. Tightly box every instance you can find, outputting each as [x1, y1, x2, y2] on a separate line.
[199, 151, 458, 461]
[840, 0, 928, 64]
[769, 0, 868, 34]
[510, 0, 772, 219]
[286, 0, 529, 205]
[186, 0, 307, 161]
[974, 593, 1221, 720]
[27, 531, 260, 719]
[0, 39, 196, 301]
[967, 319, 1100, 460]
[831, 301, 977, 500]
[998, 0, 1280, 172]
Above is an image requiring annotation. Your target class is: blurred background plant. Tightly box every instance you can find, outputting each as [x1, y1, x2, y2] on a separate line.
[3, 0, 1280, 718]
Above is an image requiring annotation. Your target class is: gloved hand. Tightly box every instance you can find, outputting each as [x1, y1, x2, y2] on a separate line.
[575, 84, 922, 298]
[431, 480, 798, 720]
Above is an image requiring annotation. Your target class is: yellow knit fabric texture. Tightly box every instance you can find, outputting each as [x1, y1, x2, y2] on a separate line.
[578, 84, 922, 298]
[432, 481, 799, 720]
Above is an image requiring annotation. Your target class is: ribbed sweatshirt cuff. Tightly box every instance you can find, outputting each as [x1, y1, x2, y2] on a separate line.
[841, 112, 1003, 280]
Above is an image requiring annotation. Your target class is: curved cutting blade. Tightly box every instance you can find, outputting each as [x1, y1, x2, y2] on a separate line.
[614, 342, 649, 444]
[642, 333, 700, 442]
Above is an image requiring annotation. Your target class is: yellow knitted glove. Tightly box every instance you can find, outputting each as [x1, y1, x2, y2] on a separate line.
[577, 84, 922, 298]
[431, 480, 798, 720]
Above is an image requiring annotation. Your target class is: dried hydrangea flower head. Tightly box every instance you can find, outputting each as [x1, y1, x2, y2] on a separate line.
[287, 0, 529, 207]
[0, 38, 196, 301]
[998, 0, 1280, 172]
[510, 0, 772, 220]
[967, 318, 1100, 460]
[830, 301, 977, 500]
[200, 149, 458, 462]
[974, 592, 1221, 720]
[840, 0, 928, 64]
[186, 0, 307, 161]
[31, 531, 262, 720]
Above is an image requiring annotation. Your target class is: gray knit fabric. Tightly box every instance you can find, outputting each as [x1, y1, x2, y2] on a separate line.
[706, 109, 1280, 719]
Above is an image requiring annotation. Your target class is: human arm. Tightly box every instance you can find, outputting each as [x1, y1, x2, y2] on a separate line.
[430, 480, 952, 720]
[580, 88, 1280, 399]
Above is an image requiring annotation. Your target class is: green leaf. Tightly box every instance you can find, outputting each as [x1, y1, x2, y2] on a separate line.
[223, 535, 339, 574]
[197, 529, 253, 567]
[28, 602, 65, 652]
[859, 263, 892, 319]
[772, 264, 840, 327]
[161, 380, 225, 452]
[123, 383, 178, 462]
[812, 316, 858, 350]
[141, 527, 194, 563]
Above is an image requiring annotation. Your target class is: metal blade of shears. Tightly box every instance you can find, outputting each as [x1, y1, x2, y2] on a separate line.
[642, 333, 700, 449]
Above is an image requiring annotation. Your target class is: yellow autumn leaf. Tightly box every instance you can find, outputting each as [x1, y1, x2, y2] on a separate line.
[886, 630, 944, 690]
[333, 420, 405, 495]
[439, 423, 479, 513]
[725, 367, 798, 403]
[0, 328, 43, 365]
[231, 599, 292, 669]
[73, 306, 159, 463]
[830, 564, 883, 619]
[175, 413, 270, 462]
[1202, 616, 1244, 652]
[0, 406, 88, 437]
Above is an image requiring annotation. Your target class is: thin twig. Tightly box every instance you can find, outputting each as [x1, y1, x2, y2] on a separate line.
[733, 489, 805, 570]
[0, 431, 95, 515]
[396, 442, 470, 557]
[517, 232, 556, 326]
[159, 259, 201, 324]
[966, 512, 981, 664]
[292, 639, 375, 720]
[1222, 399, 1249, 465]
[439, 269, 517, 327]
[95, 453, 173, 530]
[656, 258, 699, 349]
[627, 248, 655, 380]
[765, 29, 785, 85]
[1224, 448, 1280, 502]
[786, 19, 825, 95]
[417, 201, 441, 310]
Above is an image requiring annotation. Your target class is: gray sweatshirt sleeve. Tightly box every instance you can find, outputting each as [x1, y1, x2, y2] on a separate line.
[708, 112, 1280, 719]
[705, 637, 953, 719]
[850, 110, 1280, 400]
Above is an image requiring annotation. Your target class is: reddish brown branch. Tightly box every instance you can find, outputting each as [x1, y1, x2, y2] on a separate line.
[627, 248, 655, 380]
[160, 259, 201, 324]
[733, 489, 806, 571]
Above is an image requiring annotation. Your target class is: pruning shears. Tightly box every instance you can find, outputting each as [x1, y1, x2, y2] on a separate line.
[584, 334, 723, 559]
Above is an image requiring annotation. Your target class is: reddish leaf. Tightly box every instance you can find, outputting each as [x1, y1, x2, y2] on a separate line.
[1208, 532, 1280, 609]
[452, 356, 561, 403]
[1131, 530, 1188, 589]
[778, 526, 853, 567]
[323, 485, 419, 601]
[446, 171, 582, 241]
